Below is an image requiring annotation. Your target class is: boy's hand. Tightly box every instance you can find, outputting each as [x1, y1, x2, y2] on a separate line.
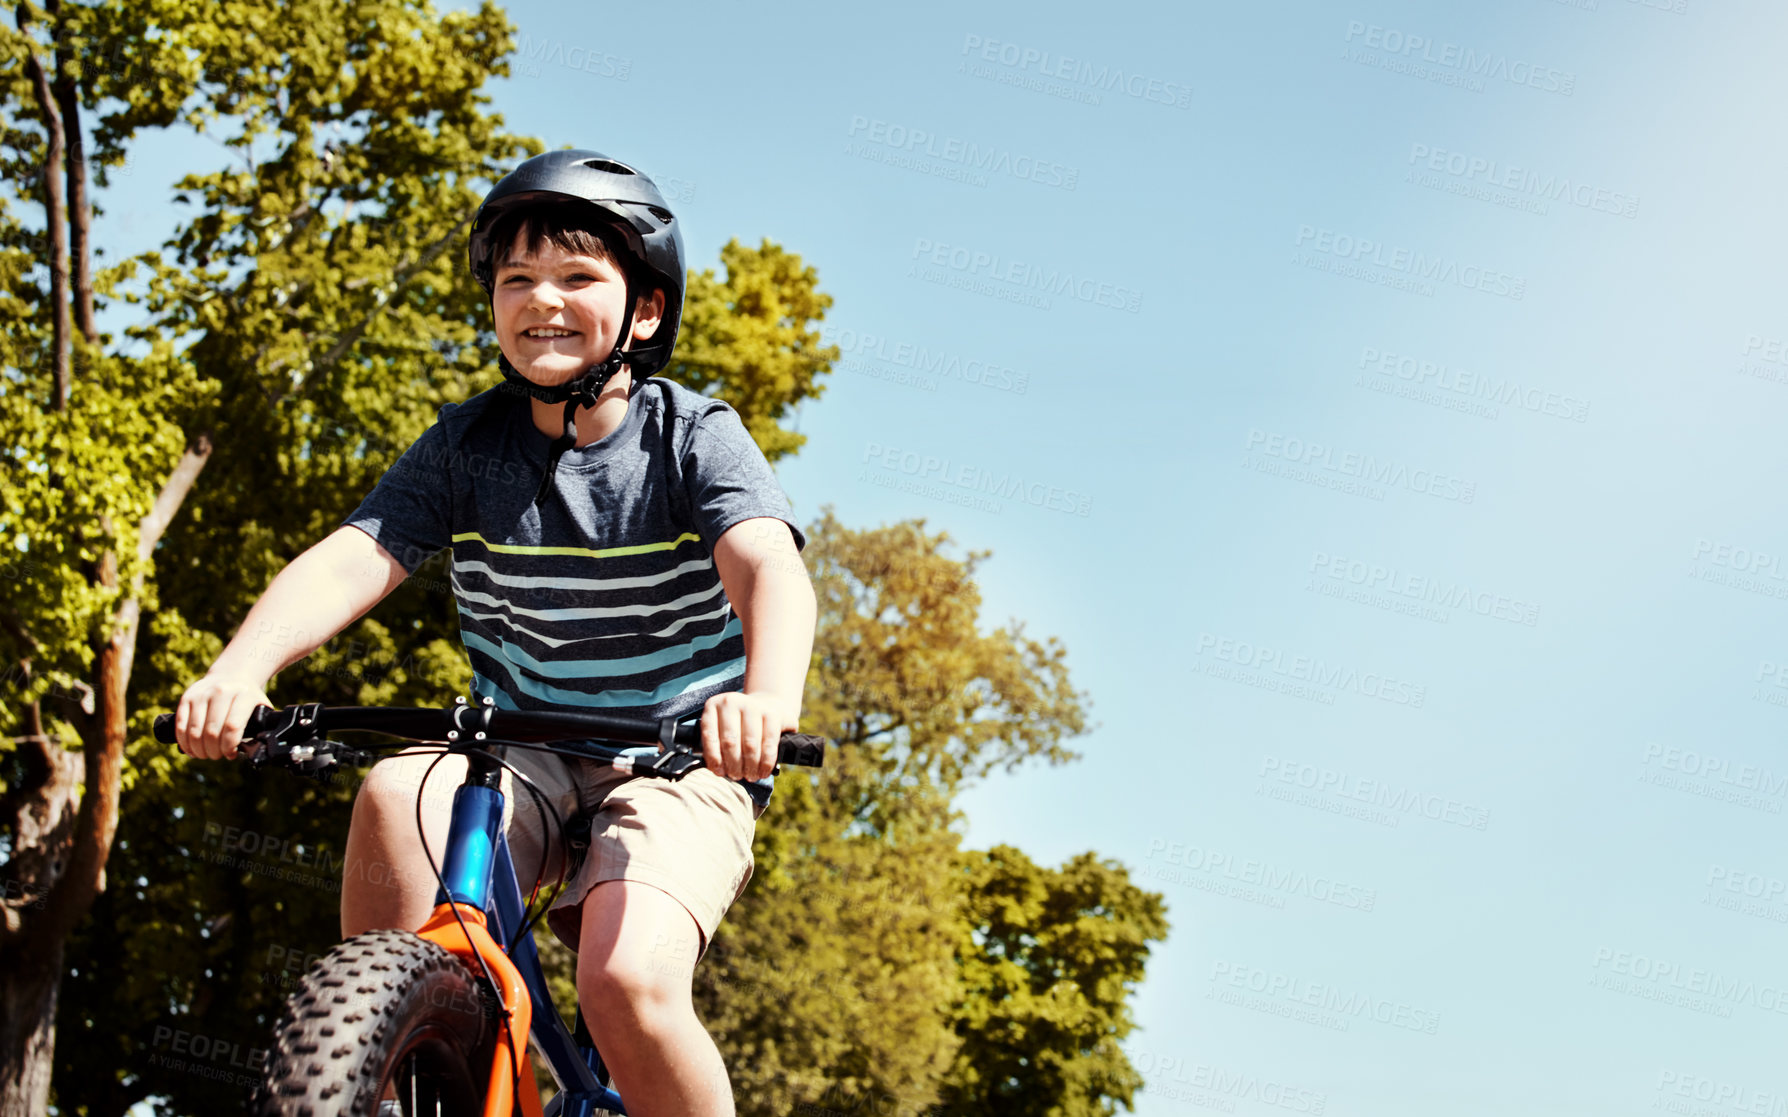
[700, 692, 785, 781]
[175, 674, 274, 762]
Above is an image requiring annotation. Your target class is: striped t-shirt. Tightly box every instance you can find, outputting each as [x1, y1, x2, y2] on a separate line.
[344, 377, 804, 722]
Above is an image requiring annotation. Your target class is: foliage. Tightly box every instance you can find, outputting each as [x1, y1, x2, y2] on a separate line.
[804, 508, 1086, 804]
[670, 239, 838, 462]
[939, 846, 1170, 1117]
[0, 345, 209, 726]
[697, 767, 964, 1117]
[681, 513, 1144, 1117]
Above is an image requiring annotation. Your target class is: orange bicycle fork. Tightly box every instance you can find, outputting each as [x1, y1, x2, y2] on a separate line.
[426, 769, 544, 1117]
[417, 901, 542, 1117]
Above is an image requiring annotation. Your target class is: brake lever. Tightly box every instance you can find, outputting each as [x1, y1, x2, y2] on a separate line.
[235, 703, 340, 783]
[638, 744, 705, 779]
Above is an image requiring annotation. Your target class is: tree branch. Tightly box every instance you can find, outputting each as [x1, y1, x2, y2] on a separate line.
[298, 207, 476, 392]
[0, 608, 40, 656]
[137, 434, 213, 563]
[16, 4, 69, 408]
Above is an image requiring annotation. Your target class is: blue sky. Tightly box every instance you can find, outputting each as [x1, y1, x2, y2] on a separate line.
[109, 0, 1788, 1112]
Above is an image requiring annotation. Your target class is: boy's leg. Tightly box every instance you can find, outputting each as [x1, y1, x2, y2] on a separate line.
[341, 750, 464, 936]
[576, 882, 733, 1117]
[548, 767, 761, 1117]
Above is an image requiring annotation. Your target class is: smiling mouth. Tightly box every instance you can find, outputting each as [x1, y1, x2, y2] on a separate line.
[522, 327, 580, 339]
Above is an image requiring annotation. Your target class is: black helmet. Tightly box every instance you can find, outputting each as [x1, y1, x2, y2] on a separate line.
[468, 148, 686, 377]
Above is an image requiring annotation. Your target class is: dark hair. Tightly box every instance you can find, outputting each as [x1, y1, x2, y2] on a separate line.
[485, 199, 628, 278]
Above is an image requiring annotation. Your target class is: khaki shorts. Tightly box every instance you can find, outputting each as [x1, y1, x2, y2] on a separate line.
[485, 746, 763, 955]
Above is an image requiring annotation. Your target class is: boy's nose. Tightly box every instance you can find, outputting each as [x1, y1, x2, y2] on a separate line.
[525, 285, 566, 311]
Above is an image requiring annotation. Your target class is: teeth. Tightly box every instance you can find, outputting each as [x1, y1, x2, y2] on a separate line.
[526, 328, 575, 337]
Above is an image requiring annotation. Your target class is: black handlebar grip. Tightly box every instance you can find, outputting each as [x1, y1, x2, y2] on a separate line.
[153, 713, 176, 744]
[777, 732, 826, 768]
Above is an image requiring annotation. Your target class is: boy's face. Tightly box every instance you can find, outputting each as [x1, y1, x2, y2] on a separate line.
[492, 231, 665, 388]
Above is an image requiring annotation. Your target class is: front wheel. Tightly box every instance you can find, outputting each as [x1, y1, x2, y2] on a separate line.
[255, 929, 495, 1117]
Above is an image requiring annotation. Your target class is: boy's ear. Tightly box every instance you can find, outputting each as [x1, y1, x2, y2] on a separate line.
[631, 287, 667, 340]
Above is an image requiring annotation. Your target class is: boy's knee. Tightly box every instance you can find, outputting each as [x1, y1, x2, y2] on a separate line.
[352, 753, 461, 831]
[577, 948, 691, 1023]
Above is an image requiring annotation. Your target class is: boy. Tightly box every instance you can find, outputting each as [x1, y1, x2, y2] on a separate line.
[174, 149, 816, 1116]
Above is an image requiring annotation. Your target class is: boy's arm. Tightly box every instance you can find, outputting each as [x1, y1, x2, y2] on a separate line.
[704, 517, 817, 781]
[175, 525, 410, 760]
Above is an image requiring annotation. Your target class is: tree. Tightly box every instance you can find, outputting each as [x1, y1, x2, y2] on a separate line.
[670, 238, 836, 462]
[939, 845, 1169, 1117]
[0, 0, 534, 1109]
[691, 511, 1102, 1117]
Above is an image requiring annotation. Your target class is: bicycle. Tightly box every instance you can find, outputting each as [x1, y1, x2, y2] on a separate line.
[153, 696, 826, 1116]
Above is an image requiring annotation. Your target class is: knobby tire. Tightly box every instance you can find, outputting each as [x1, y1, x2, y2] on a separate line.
[254, 929, 495, 1117]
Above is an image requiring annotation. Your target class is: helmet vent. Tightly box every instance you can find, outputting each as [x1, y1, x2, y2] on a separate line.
[581, 158, 636, 175]
[648, 206, 675, 223]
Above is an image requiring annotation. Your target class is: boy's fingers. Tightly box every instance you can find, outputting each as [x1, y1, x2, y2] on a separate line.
[700, 702, 721, 770]
[176, 695, 203, 757]
[197, 698, 225, 760]
[209, 693, 249, 761]
[719, 702, 743, 780]
[761, 711, 782, 779]
[174, 695, 192, 752]
[223, 694, 261, 760]
[751, 711, 778, 780]
[739, 709, 764, 780]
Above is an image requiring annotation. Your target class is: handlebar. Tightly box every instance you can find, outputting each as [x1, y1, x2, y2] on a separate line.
[153, 700, 826, 782]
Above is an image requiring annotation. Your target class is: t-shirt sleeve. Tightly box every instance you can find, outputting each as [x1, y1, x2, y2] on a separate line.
[681, 405, 807, 551]
[341, 419, 454, 574]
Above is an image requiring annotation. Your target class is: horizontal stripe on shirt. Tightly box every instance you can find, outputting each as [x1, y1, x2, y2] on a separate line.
[469, 647, 747, 708]
[451, 530, 702, 560]
[461, 617, 743, 680]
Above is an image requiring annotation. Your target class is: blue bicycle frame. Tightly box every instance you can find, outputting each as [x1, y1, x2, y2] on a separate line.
[437, 778, 627, 1116]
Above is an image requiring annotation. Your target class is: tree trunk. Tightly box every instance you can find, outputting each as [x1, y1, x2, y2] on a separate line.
[1, 22, 79, 1106]
[0, 938, 65, 1115]
[0, 721, 81, 1117]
